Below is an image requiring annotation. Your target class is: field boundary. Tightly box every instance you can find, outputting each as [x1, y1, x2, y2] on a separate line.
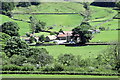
[13, 13, 80, 15]
[1, 71, 120, 76]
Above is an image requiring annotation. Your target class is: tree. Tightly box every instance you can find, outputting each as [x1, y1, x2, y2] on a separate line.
[10, 55, 26, 66]
[116, 1, 120, 9]
[38, 35, 45, 43]
[58, 54, 76, 66]
[22, 48, 53, 66]
[97, 43, 120, 72]
[0, 32, 11, 49]
[1, 22, 20, 37]
[72, 21, 92, 44]
[79, 2, 91, 22]
[17, 2, 31, 7]
[29, 36, 36, 43]
[31, 2, 40, 6]
[2, 2, 15, 12]
[29, 16, 46, 33]
[4, 36, 29, 57]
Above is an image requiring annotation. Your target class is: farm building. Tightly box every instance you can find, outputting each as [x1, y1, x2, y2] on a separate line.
[45, 35, 57, 42]
[57, 31, 73, 42]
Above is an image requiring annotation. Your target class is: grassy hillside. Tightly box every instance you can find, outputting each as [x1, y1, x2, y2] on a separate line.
[1, 2, 118, 38]
[13, 14, 83, 31]
[12, 2, 85, 13]
[1, 14, 30, 36]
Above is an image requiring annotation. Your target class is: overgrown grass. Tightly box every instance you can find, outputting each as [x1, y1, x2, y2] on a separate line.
[32, 45, 109, 59]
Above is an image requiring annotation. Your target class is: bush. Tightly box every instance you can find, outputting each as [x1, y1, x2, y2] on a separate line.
[99, 27, 105, 31]
[53, 63, 64, 71]
[50, 32, 56, 35]
[21, 63, 35, 71]
[26, 32, 30, 37]
[58, 54, 76, 66]
[2, 64, 21, 71]
[42, 65, 54, 71]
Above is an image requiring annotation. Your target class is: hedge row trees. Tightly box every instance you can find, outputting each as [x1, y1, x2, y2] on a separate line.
[1, 22, 20, 37]
[17, 2, 31, 7]
[29, 16, 46, 33]
[1, 2, 15, 17]
[81, 2, 91, 22]
[116, 1, 120, 9]
[16, 1, 40, 7]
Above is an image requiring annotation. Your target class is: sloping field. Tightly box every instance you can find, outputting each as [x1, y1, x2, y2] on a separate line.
[12, 2, 84, 13]
[1, 14, 30, 36]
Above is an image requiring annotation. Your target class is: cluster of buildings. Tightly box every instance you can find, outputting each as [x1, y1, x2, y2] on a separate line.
[21, 29, 100, 44]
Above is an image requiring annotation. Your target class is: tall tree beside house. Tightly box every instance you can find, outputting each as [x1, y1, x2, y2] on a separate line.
[1, 22, 20, 37]
[38, 35, 45, 43]
[72, 21, 92, 44]
[71, 2, 92, 44]
[29, 36, 36, 43]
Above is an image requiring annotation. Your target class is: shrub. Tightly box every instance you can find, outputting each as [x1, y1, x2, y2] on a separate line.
[21, 63, 35, 71]
[58, 54, 76, 66]
[99, 27, 105, 31]
[50, 32, 56, 35]
[53, 63, 64, 71]
[2, 64, 21, 71]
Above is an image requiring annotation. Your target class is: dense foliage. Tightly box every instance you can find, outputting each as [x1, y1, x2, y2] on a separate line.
[72, 21, 92, 44]
[1, 22, 20, 37]
[4, 36, 28, 57]
[116, 1, 120, 9]
[17, 2, 31, 7]
[2, 2, 15, 12]
[29, 16, 46, 33]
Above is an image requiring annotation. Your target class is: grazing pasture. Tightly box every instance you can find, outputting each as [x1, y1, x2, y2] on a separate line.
[90, 31, 118, 43]
[32, 45, 109, 59]
[1, 14, 30, 36]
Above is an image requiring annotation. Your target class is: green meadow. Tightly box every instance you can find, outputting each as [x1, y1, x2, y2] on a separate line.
[90, 31, 118, 43]
[1, 14, 30, 36]
[32, 45, 109, 59]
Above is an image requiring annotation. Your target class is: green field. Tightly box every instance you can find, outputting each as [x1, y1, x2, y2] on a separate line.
[90, 31, 118, 42]
[2, 74, 119, 78]
[13, 14, 83, 31]
[1, 2, 118, 36]
[32, 45, 109, 59]
[12, 2, 84, 13]
[1, 14, 30, 36]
